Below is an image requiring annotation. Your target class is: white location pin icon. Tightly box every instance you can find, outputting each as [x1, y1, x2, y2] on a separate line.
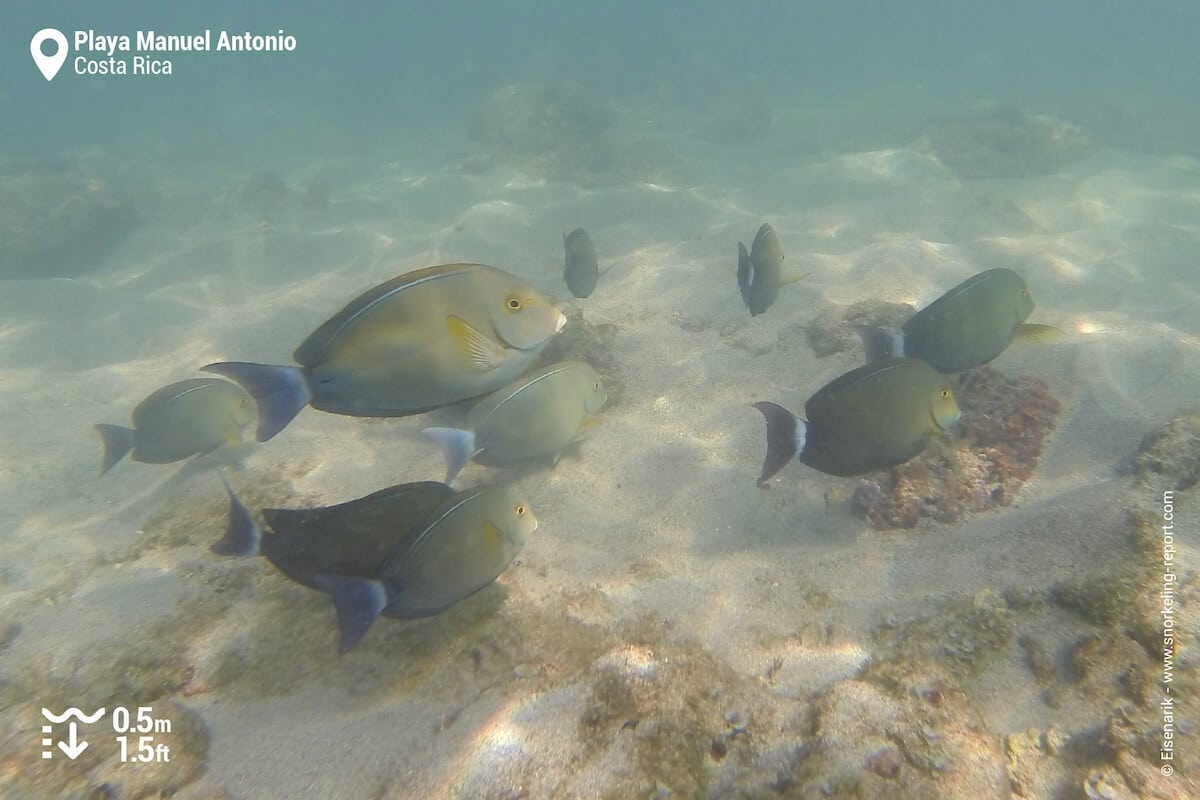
[30, 28, 69, 81]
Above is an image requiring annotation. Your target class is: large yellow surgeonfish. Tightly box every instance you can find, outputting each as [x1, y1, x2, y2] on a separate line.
[205, 263, 567, 440]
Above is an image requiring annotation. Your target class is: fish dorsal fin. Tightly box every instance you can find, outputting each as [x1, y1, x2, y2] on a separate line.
[295, 264, 482, 365]
[447, 315, 506, 372]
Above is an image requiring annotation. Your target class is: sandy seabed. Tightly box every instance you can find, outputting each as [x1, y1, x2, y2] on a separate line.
[1, 100, 1198, 799]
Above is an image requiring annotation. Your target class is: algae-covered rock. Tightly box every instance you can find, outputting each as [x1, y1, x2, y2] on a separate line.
[1130, 413, 1200, 491]
[802, 299, 916, 358]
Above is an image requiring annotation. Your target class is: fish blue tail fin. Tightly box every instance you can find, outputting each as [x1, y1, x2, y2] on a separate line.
[212, 474, 262, 557]
[854, 325, 904, 364]
[312, 575, 387, 654]
[202, 362, 310, 441]
[421, 427, 478, 485]
[94, 424, 135, 476]
[753, 402, 806, 487]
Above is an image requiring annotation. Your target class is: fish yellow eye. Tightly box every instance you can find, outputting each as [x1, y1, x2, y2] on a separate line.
[505, 295, 523, 312]
[940, 389, 950, 399]
[515, 504, 527, 516]
[593, 381, 601, 391]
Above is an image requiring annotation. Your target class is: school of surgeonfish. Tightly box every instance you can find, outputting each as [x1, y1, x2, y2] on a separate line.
[94, 226, 1061, 657]
[203, 263, 568, 441]
[423, 360, 607, 484]
[94, 377, 255, 475]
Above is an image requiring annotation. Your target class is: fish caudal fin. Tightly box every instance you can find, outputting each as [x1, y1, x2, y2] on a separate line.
[422, 427, 479, 485]
[753, 402, 806, 486]
[212, 474, 262, 557]
[94, 424, 135, 476]
[202, 362, 310, 441]
[313, 575, 387, 654]
[854, 325, 904, 364]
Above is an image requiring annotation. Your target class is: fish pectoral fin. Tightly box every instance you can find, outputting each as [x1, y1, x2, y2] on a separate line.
[575, 416, 600, 437]
[447, 315, 507, 372]
[1015, 323, 1063, 342]
[482, 522, 503, 558]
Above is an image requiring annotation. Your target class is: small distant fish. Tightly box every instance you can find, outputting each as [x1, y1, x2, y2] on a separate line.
[423, 360, 607, 484]
[563, 228, 599, 298]
[203, 263, 567, 441]
[737, 223, 808, 316]
[95, 377, 255, 475]
[754, 357, 961, 484]
[217, 480, 535, 653]
[856, 267, 1061, 373]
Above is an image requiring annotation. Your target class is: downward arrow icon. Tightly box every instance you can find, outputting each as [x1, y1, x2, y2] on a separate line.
[57, 722, 88, 760]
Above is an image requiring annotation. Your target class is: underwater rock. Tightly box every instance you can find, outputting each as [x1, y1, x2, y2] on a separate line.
[870, 590, 1016, 679]
[802, 299, 916, 358]
[1130, 412, 1200, 491]
[850, 366, 1061, 529]
[466, 82, 684, 188]
[915, 105, 1095, 180]
[769, 675, 1010, 798]
[0, 159, 138, 278]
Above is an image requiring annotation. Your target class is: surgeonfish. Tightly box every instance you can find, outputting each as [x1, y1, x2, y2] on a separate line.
[737, 223, 808, 316]
[563, 228, 599, 299]
[94, 377, 255, 475]
[204, 263, 568, 441]
[856, 267, 1060, 373]
[217, 480, 535, 653]
[754, 357, 961, 484]
[423, 360, 607, 484]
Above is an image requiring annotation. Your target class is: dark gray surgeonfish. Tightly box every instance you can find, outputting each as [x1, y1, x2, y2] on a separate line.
[94, 377, 255, 475]
[754, 357, 961, 484]
[216, 478, 536, 653]
[203, 263, 567, 441]
[855, 267, 1060, 373]
[563, 228, 599, 298]
[737, 223, 808, 316]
